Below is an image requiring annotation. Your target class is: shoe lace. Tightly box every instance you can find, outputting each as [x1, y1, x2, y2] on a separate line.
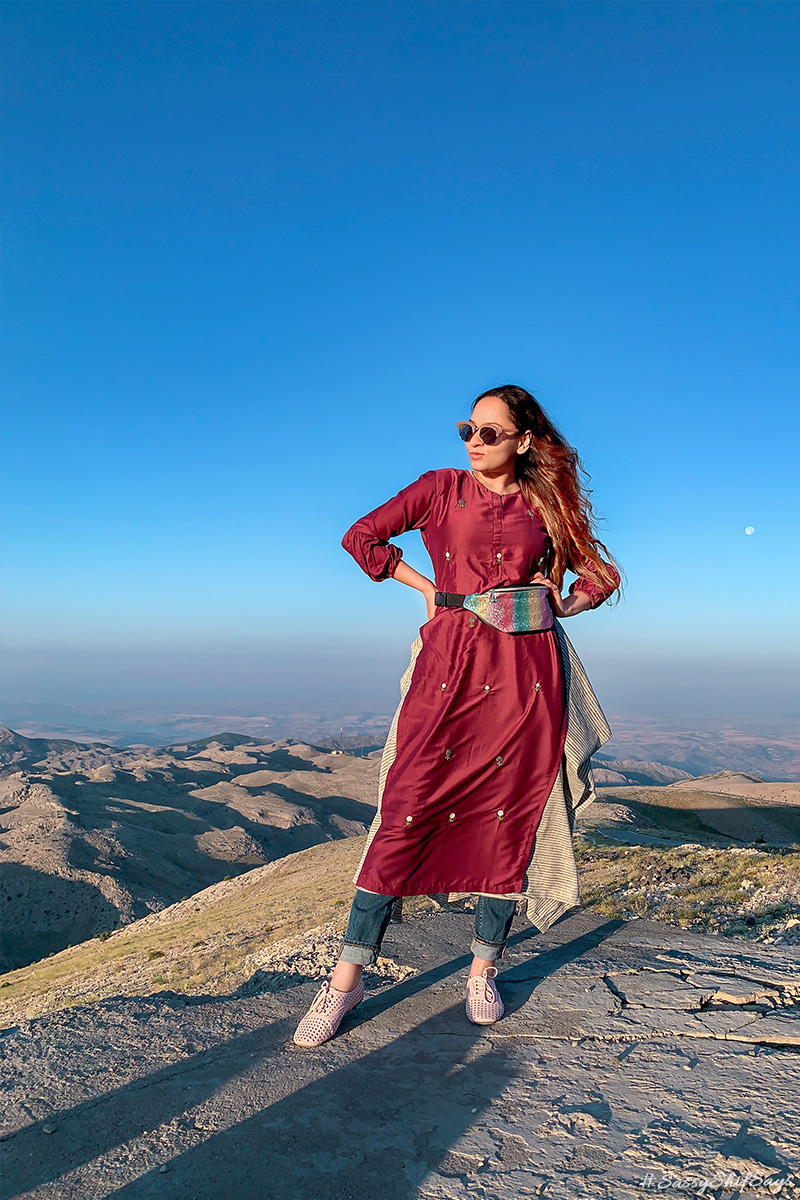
[309, 981, 336, 1014]
[473, 968, 498, 1003]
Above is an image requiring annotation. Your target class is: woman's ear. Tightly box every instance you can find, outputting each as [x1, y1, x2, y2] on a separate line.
[517, 431, 533, 455]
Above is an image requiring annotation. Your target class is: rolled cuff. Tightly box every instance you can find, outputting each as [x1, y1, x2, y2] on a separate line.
[341, 525, 403, 582]
[470, 936, 506, 961]
[338, 939, 379, 966]
[568, 564, 620, 610]
[568, 576, 608, 610]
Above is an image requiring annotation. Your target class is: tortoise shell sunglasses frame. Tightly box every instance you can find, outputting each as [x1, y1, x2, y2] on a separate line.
[456, 420, 521, 446]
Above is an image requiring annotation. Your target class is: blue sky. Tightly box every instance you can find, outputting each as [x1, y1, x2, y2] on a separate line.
[3, 1, 798, 722]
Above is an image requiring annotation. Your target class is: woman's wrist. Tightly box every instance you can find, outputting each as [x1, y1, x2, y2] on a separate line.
[560, 591, 592, 617]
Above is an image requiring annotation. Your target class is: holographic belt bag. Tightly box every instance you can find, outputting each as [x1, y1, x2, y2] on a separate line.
[434, 584, 553, 634]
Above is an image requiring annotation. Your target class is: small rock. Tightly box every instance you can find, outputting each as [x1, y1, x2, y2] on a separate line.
[159, 1164, 168, 1173]
[42, 1124, 56, 1135]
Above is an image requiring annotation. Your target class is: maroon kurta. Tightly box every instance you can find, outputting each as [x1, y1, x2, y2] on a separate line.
[342, 467, 616, 897]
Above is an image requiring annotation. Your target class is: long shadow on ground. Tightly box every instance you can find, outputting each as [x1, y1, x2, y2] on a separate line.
[0, 918, 623, 1200]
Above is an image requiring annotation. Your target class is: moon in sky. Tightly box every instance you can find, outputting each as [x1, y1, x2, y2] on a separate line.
[745, 526, 755, 535]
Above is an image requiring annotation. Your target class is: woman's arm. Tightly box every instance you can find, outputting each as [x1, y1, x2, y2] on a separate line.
[528, 572, 593, 618]
[392, 560, 438, 621]
[341, 471, 439, 620]
[529, 552, 620, 618]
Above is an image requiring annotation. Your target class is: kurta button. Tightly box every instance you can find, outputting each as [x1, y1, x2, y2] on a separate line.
[449, 812, 455, 821]
[469, 616, 476, 626]
[405, 815, 412, 824]
[484, 685, 491, 693]
[445, 749, 452, 760]
[496, 755, 503, 766]
[535, 682, 541, 691]
[458, 498, 466, 508]
[497, 809, 504, 819]
[445, 551, 451, 560]
[441, 682, 447, 690]
[496, 552, 502, 561]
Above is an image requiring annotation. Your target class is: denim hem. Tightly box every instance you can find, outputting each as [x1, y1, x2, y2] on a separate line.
[339, 940, 378, 967]
[471, 937, 506, 961]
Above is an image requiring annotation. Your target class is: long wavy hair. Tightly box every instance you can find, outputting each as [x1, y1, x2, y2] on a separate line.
[472, 384, 623, 602]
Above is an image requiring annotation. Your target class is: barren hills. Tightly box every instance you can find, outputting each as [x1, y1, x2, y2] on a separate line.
[0, 729, 379, 972]
[2, 726, 799, 986]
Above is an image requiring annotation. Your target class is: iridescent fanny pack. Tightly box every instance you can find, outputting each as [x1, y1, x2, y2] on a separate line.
[434, 584, 553, 634]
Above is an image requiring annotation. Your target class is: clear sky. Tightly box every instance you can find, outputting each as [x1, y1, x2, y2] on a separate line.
[3, 1, 799, 723]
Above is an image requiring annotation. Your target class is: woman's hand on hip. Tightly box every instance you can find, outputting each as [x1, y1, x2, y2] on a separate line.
[424, 584, 438, 621]
[391, 560, 439, 621]
[530, 572, 591, 617]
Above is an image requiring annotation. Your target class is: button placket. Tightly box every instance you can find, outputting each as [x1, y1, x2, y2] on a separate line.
[490, 490, 502, 580]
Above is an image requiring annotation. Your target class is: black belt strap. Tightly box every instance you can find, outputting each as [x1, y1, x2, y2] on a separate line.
[435, 591, 467, 607]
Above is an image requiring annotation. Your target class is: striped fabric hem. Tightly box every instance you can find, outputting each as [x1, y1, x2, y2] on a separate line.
[352, 618, 613, 932]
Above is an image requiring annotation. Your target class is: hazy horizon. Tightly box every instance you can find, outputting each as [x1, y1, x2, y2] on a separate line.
[2, 635, 797, 727]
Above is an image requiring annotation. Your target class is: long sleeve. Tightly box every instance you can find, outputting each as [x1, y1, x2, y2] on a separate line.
[341, 470, 439, 581]
[567, 554, 621, 610]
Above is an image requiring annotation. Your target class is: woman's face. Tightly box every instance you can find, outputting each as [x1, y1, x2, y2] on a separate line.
[465, 396, 531, 472]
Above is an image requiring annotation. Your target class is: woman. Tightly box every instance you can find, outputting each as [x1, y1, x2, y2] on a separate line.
[293, 384, 622, 1049]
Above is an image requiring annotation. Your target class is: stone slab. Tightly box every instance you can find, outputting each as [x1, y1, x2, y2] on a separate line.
[0, 908, 798, 1199]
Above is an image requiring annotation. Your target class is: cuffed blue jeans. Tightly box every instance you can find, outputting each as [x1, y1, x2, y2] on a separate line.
[338, 888, 518, 967]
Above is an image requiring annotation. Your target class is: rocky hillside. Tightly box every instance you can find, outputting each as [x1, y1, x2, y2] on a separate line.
[591, 758, 693, 786]
[0, 729, 379, 972]
[583, 771, 800, 848]
[4, 722, 799, 989]
[0, 726, 695, 975]
[2, 811, 799, 1032]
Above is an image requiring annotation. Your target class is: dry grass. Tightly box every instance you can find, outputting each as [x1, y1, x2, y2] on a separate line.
[0, 835, 437, 1027]
[3, 829, 799, 1030]
[575, 835, 800, 940]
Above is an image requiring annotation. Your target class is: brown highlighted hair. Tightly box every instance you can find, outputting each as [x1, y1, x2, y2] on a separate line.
[472, 384, 623, 602]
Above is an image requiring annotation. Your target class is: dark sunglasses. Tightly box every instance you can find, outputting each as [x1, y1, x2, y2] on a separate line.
[456, 420, 520, 446]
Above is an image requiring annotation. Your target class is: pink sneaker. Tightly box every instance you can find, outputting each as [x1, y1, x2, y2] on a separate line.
[292, 975, 366, 1047]
[465, 965, 504, 1025]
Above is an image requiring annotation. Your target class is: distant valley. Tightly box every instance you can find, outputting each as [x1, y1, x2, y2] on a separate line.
[4, 704, 799, 779]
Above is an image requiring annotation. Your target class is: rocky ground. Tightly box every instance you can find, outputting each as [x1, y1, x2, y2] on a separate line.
[2, 754, 799, 1198]
[1, 905, 798, 1200]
